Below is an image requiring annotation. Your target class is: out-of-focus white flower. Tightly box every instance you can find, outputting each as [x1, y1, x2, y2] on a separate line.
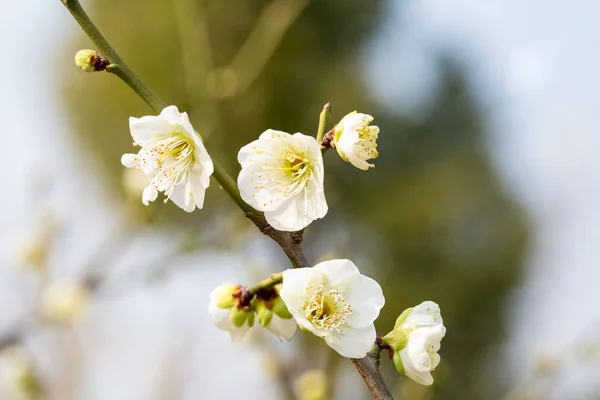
[0, 347, 43, 400]
[121, 105, 214, 212]
[279, 259, 385, 358]
[254, 286, 297, 341]
[383, 301, 445, 386]
[209, 283, 254, 341]
[16, 212, 59, 272]
[293, 369, 328, 400]
[41, 279, 89, 324]
[332, 111, 379, 170]
[237, 130, 327, 231]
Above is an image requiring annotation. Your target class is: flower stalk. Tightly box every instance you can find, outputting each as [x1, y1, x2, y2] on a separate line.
[248, 272, 283, 295]
[316, 102, 331, 148]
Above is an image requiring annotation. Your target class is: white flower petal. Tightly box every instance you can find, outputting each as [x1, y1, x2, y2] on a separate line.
[209, 302, 234, 331]
[238, 163, 286, 212]
[404, 301, 443, 329]
[121, 153, 139, 168]
[142, 185, 158, 206]
[168, 184, 195, 212]
[344, 274, 385, 329]
[266, 315, 298, 341]
[324, 324, 375, 358]
[313, 259, 360, 286]
[280, 268, 323, 312]
[264, 197, 316, 231]
[159, 105, 195, 136]
[230, 324, 250, 342]
[188, 174, 207, 210]
[129, 116, 171, 146]
[258, 129, 290, 142]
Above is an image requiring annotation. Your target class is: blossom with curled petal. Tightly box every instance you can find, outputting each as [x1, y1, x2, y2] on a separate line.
[121, 105, 214, 212]
[279, 259, 385, 358]
[383, 301, 446, 385]
[332, 111, 379, 170]
[237, 130, 327, 231]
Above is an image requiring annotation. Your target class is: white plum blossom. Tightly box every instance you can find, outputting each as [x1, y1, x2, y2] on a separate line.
[332, 111, 379, 170]
[121, 105, 214, 212]
[237, 130, 327, 231]
[209, 283, 254, 341]
[279, 259, 385, 358]
[384, 301, 446, 386]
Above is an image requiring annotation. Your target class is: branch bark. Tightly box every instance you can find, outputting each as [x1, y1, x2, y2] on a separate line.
[56, 1, 393, 398]
[352, 346, 394, 400]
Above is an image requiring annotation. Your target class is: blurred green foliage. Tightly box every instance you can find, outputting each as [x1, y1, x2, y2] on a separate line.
[61, 0, 528, 398]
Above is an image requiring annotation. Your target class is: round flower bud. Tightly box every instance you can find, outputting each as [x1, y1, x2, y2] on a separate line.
[74, 49, 98, 72]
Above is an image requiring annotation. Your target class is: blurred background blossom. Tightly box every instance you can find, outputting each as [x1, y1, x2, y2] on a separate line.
[1, 0, 599, 399]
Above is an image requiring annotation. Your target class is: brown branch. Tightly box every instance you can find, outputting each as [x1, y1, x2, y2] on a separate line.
[352, 346, 394, 400]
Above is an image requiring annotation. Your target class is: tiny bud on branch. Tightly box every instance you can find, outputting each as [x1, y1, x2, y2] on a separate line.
[74, 49, 109, 72]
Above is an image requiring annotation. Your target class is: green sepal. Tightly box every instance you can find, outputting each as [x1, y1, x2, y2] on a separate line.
[272, 297, 293, 319]
[382, 307, 413, 351]
[231, 307, 251, 327]
[392, 352, 405, 375]
[393, 307, 414, 330]
[256, 300, 273, 327]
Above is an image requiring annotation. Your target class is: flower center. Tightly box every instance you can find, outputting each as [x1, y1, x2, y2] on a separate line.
[303, 283, 353, 332]
[137, 131, 195, 197]
[280, 150, 313, 189]
[356, 124, 378, 160]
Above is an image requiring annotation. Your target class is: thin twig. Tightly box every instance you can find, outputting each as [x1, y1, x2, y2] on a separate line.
[248, 272, 284, 294]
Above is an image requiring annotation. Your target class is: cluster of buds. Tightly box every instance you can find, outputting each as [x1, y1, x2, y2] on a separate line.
[209, 283, 297, 341]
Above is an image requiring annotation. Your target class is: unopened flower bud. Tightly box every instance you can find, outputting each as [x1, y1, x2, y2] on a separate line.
[41, 279, 89, 324]
[209, 283, 254, 341]
[382, 301, 446, 386]
[74, 49, 109, 72]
